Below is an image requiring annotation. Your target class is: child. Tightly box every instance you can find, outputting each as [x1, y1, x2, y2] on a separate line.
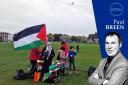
[68, 46, 77, 74]
[56, 47, 67, 76]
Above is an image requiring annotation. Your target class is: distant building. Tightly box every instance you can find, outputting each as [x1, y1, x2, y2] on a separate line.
[82, 36, 88, 43]
[8, 33, 14, 42]
[0, 32, 13, 42]
[86, 32, 98, 43]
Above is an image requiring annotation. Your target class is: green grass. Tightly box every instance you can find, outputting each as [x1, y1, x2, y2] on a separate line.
[0, 42, 101, 85]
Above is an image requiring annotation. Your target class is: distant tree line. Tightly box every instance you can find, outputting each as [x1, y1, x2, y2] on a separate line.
[47, 33, 86, 42]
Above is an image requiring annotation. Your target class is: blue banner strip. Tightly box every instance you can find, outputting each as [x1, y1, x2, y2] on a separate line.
[92, 0, 128, 59]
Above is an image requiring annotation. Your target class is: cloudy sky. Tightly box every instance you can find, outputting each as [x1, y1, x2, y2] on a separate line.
[0, 0, 96, 36]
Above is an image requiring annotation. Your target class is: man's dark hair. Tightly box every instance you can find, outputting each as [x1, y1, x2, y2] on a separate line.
[105, 32, 122, 44]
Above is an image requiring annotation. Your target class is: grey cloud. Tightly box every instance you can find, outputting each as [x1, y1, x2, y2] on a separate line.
[0, 0, 96, 36]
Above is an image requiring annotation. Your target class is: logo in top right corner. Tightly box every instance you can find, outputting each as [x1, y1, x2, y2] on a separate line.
[109, 3, 123, 17]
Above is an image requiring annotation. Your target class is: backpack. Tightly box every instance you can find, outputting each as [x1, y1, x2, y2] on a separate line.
[14, 69, 27, 80]
[87, 66, 96, 77]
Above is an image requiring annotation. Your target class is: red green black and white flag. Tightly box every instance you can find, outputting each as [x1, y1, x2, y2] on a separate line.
[13, 24, 46, 50]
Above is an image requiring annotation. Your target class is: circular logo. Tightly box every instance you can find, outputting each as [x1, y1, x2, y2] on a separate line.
[109, 3, 123, 16]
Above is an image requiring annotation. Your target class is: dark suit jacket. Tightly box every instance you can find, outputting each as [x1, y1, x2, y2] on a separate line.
[88, 52, 128, 85]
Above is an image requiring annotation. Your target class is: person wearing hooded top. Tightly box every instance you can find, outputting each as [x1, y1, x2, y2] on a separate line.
[60, 40, 69, 57]
[29, 46, 41, 76]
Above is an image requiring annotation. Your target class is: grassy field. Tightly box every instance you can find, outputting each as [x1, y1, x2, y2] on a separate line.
[0, 42, 101, 85]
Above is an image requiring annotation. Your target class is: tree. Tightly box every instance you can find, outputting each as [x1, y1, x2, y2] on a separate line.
[71, 36, 77, 42]
[54, 34, 62, 41]
[71, 36, 83, 42]
[47, 33, 54, 41]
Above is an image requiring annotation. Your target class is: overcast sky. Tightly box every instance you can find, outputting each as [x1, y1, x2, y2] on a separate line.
[0, 0, 96, 36]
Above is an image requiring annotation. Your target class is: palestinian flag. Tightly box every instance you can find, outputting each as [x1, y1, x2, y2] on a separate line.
[13, 24, 46, 50]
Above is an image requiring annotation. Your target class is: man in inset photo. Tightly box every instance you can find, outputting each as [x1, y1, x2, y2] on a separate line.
[88, 32, 128, 85]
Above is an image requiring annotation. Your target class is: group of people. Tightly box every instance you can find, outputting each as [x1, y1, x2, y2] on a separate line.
[16, 31, 128, 84]
[29, 40, 78, 81]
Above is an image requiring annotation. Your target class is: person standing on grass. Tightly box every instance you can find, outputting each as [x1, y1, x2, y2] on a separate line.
[76, 45, 80, 52]
[60, 40, 69, 57]
[68, 46, 77, 74]
[29, 46, 41, 75]
[60, 40, 69, 69]
[57, 46, 67, 76]
[40, 42, 55, 74]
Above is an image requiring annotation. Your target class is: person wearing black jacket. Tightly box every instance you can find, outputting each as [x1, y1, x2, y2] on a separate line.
[40, 42, 55, 75]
